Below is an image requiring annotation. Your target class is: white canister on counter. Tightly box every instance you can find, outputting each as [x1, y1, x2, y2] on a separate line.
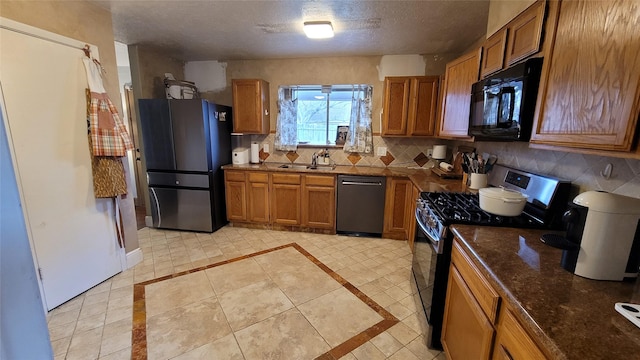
[468, 173, 488, 189]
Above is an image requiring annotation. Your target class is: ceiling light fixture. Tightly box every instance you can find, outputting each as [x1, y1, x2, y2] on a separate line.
[303, 21, 334, 39]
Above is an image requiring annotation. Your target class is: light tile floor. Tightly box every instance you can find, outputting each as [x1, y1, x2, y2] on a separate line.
[47, 226, 445, 360]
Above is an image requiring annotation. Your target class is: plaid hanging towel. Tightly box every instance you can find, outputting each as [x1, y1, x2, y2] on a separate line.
[82, 56, 134, 157]
[88, 92, 134, 156]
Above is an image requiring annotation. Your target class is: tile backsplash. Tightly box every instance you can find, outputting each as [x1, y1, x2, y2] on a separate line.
[248, 134, 446, 168]
[245, 134, 640, 199]
[468, 141, 640, 199]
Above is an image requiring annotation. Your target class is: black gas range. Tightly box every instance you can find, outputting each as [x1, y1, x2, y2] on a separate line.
[412, 165, 571, 349]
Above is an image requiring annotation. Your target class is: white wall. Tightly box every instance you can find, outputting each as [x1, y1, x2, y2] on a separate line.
[376, 54, 426, 81]
[185, 60, 228, 92]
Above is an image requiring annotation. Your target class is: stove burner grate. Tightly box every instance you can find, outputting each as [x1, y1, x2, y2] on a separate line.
[420, 192, 543, 228]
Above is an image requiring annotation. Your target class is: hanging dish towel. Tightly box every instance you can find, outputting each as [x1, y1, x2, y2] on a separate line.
[88, 133, 128, 198]
[82, 57, 134, 157]
[82, 54, 131, 198]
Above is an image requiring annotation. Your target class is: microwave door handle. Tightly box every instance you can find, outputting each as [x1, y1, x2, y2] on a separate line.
[498, 87, 516, 127]
[505, 87, 516, 121]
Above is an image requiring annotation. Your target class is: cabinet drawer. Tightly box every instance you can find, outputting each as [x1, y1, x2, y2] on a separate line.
[305, 175, 334, 187]
[225, 171, 246, 182]
[248, 172, 269, 183]
[272, 173, 301, 184]
[452, 240, 500, 323]
[494, 308, 547, 360]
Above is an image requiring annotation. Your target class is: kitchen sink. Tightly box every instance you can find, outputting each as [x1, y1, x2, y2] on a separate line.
[277, 164, 335, 171]
[278, 164, 309, 170]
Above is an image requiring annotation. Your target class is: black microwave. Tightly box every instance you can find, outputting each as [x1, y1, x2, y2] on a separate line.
[469, 57, 543, 141]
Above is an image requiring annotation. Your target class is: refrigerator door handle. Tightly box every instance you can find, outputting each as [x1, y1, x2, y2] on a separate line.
[150, 187, 162, 227]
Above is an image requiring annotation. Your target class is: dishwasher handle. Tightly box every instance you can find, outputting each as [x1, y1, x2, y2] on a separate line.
[341, 180, 384, 186]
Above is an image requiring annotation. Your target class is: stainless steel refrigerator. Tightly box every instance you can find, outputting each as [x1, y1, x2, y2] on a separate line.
[138, 99, 232, 232]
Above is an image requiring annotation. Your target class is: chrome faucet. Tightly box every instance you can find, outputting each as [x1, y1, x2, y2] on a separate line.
[311, 152, 318, 168]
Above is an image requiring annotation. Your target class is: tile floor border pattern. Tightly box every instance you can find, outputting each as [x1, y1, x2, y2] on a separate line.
[130, 242, 401, 360]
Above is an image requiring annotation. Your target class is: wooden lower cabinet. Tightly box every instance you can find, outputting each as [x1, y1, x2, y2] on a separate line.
[271, 184, 301, 225]
[383, 177, 413, 240]
[442, 266, 495, 359]
[247, 172, 270, 223]
[271, 173, 301, 225]
[224, 169, 335, 231]
[443, 238, 550, 360]
[224, 171, 247, 221]
[493, 308, 546, 360]
[303, 175, 335, 229]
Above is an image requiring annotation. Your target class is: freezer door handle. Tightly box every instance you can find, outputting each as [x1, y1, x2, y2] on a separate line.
[150, 187, 162, 227]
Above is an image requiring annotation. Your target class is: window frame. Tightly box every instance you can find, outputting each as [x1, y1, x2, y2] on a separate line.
[279, 84, 371, 148]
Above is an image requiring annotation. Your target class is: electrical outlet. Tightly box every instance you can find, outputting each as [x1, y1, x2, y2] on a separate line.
[376, 146, 387, 156]
[427, 148, 433, 157]
[263, 143, 269, 153]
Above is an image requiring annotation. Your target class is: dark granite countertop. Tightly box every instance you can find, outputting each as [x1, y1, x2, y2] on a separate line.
[450, 224, 640, 360]
[221, 163, 465, 193]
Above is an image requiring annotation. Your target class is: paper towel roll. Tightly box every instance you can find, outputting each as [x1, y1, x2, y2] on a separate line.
[439, 162, 454, 172]
[432, 145, 447, 160]
[250, 142, 260, 164]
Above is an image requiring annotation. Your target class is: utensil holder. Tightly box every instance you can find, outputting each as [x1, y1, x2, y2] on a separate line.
[469, 173, 488, 189]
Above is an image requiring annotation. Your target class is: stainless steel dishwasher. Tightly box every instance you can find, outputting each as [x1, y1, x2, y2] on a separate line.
[336, 175, 386, 236]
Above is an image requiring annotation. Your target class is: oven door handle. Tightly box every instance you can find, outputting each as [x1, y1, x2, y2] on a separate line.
[415, 211, 445, 255]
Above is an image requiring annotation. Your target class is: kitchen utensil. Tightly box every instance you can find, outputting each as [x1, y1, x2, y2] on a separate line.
[485, 155, 497, 173]
[478, 187, 528, 216]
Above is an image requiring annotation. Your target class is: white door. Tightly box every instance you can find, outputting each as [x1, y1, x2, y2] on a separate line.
[0, 20, 123, 310]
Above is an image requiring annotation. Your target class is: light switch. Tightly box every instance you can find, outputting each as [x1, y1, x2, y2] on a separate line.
[376, 146, 387, 156]
[263, 143, 269, 153]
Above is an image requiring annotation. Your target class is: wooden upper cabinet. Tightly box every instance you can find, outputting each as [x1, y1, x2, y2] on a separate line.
[480, 28, 508, 78]
[531, 0, 640, 151]
[232, 79, 270, 134]
[438, 49, 481, 138]
[481, 1, 546, 78]
[382, 77, 410, 135]
[505, 1, 546, 67]
[408, 77, 439, 136]
[382, 76, 439, 137]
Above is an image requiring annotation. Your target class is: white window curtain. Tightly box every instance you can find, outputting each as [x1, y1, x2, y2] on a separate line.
[343, 85, 373, 154]
[274, 87, 298, 151]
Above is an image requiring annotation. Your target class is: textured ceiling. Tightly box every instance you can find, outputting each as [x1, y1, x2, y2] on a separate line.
[92, 0, 490, 61]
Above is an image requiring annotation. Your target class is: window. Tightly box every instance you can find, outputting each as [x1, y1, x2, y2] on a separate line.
[279, 85, 368, 146]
